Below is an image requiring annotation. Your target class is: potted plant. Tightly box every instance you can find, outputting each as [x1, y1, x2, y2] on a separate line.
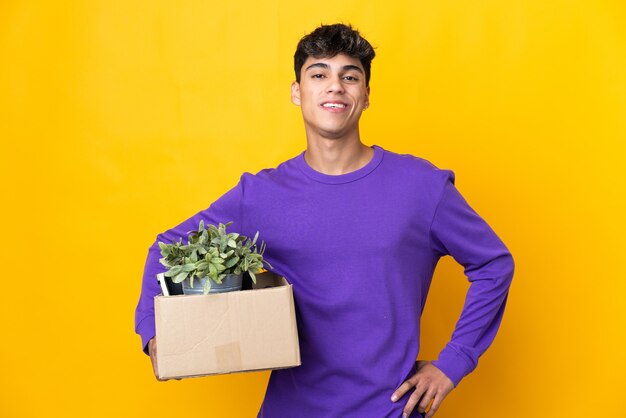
[158, 221, 272, 295]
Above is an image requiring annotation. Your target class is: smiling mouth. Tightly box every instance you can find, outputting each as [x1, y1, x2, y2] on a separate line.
[321, 103, 347, 109]
[320, 102, 350, 113]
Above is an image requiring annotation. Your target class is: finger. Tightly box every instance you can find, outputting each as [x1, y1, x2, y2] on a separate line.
[150, 349, 162, 380]
[417, 388, 436, 414]
[403, 386, 427, 418]
[425, 393, 444, 418]
[391, 378, 417, 402]
[154, 366, 166, 381]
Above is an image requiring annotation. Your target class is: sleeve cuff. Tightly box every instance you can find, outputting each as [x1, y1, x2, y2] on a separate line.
[136, 315, 156, 356]
[431, 344, 477, 388]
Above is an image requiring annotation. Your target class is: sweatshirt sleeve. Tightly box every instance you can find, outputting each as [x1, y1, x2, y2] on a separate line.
[134, 176, 245, 355]
[429, 171, 515, 387]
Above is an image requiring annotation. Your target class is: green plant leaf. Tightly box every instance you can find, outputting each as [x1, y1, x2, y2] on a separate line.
[164, 265, 182, 277]
[170, 220, 270, 283]
[158, 242, 171, 256]
[173, 271, 189, 283]
[182, 263, 196, 272]
[224, 256, 239, 269]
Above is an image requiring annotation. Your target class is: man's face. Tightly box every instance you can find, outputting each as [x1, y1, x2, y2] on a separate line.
[291, 53, 370, 140]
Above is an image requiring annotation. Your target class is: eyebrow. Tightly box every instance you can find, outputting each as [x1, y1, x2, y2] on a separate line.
[304, 63, 364, 74]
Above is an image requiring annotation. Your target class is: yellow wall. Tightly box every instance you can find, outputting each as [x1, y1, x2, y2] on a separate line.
[1, 1, 624, 417]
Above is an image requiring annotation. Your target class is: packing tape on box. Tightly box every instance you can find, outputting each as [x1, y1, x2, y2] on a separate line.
[215, 341, 242, 371]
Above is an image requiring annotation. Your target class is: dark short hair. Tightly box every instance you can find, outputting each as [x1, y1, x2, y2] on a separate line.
[294, 23, 376, 86]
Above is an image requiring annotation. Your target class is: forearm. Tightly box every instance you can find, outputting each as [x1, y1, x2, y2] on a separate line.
[135, 242, 165, 355]
[432, 252, 515, 386]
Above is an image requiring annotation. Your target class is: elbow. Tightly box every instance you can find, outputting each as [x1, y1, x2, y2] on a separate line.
[501, 251, 515, 289]
[466, 249, 515, 286]
[489, 251, 515, 296]
[508, 251, 515, 279]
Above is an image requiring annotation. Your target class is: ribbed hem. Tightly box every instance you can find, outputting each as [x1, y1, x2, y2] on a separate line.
[431, 344, 476, 387]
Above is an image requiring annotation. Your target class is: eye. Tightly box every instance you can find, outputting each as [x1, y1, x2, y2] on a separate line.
[343, 75, 359, 82]
[312, 74, 325, 79]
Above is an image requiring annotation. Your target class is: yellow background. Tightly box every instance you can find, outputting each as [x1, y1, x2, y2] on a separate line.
[1, 1, 624, 417]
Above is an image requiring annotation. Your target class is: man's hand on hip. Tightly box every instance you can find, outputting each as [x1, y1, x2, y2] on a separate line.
[391, 360, 455, 418]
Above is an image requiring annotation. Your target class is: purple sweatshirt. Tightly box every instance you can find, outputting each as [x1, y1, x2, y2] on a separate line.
[135, 144, 514, 418]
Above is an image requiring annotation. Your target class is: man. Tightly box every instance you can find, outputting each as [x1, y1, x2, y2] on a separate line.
[135, 23, 515, 418]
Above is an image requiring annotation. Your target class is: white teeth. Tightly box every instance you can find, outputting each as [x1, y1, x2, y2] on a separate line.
[322, 103, 346, 108]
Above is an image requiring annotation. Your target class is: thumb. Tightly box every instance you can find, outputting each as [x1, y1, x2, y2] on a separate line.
[416, 360, 432, 370]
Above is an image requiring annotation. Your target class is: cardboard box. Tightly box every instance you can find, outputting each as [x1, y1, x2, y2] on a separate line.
[155, 272, 301, 380]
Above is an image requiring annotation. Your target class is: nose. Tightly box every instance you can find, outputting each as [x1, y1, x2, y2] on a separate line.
[326, 75, 345, 94]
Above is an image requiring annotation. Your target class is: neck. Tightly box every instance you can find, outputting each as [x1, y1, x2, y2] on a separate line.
[303, 135, 374, 175]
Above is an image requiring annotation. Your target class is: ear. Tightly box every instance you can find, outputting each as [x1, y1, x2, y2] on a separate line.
[291, 81, 301, 106]
[365, 86, 370, 108]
